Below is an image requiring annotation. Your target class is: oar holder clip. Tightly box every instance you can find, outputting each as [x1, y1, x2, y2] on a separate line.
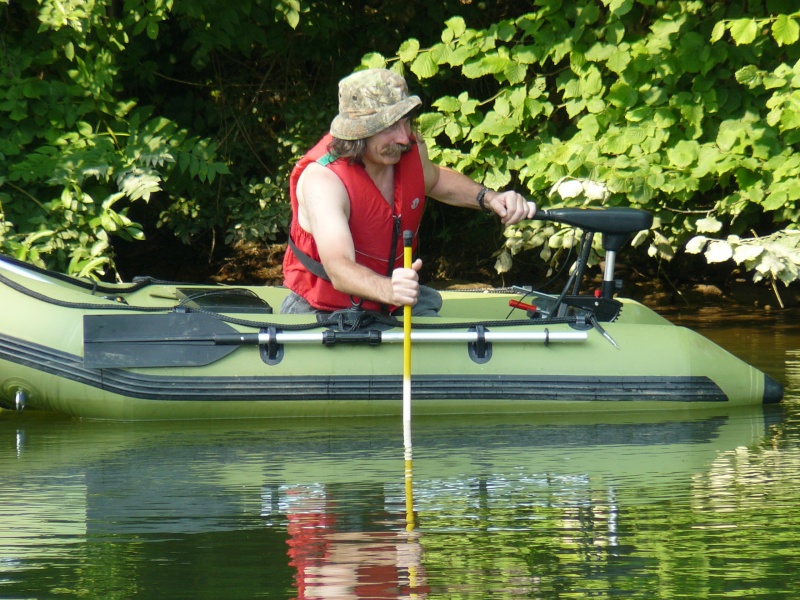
[260, 325, 284, 366]
[468, 324, 492, 364]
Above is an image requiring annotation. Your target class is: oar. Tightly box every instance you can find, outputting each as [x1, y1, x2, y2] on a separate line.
[83, 312, 588, 368]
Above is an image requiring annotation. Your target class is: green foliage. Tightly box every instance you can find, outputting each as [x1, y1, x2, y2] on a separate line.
[4, 0, 800, 289]
[2, 0, 494, 278]
[367, 1, 800, 286]
[0, 0, 228, 277]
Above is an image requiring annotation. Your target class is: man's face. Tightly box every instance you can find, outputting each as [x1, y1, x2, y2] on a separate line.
[363, 118, 413, 166]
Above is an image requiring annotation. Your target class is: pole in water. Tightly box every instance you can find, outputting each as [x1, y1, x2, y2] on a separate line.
[402, 229, 415, 532]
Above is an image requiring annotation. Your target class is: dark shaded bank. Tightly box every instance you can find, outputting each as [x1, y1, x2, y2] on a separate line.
[112, 228, 800, 312]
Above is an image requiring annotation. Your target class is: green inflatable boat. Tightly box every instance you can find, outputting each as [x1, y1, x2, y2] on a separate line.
[0, 208, 783, 420]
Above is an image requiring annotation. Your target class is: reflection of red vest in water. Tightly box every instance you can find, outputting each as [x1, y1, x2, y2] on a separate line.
[287, 524, 426, 598]
[285, 504, 334, 599]
[282, 134, 426, 312]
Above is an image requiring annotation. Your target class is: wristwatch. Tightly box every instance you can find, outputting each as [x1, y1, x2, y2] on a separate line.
[476, 187, 492, 213]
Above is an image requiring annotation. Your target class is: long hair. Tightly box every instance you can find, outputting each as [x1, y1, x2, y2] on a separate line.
[327, 138, 367, 165]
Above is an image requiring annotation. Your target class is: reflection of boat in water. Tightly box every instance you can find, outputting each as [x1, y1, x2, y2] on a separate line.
[0, 408, 780, 597]
[0, 208, 784, 420]
[2, 408, 778, 513]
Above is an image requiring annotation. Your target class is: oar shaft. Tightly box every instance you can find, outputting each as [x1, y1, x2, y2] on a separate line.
[88, 329, 588, 345]
[263, 330, 588, 344]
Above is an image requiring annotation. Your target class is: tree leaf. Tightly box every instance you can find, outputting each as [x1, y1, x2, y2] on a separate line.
[445, 16, 467, 39]
[494, 248, 513, 274]
[696, 216, 723, 233]
[146, 21, 159, 40]
[607, 49, 631, 74]
[729, 18, 759, 45]
[398, 39, 420, 63]
[410, 52, 438, 79]
[607, 81, 638, 108]
[606, 0, 633, 17]
[735, 65, 764, 89]
[504, 61, 527, 84]
[762, 190, 788, 211]
[732, 243, 764, 263]
[361, 53, 386, 69]
[710, 21, 727, 43]
[667, 140, 700, 169]
[772, 15, 800, 47]
[685, 235, 710, 255]
[704, 240, 734, 263]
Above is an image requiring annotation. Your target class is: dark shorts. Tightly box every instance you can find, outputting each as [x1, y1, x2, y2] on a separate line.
[280, 285, 443, 317]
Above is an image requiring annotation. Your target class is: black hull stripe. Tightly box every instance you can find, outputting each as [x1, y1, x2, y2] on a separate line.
[103, 372, 728, 402]
[1, 334, 728, 403]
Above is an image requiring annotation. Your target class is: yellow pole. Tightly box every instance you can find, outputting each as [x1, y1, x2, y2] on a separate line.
[402, 230, 413, 427]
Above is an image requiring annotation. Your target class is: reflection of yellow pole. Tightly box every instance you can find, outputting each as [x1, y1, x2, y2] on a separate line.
[404, 423, 414, 532]
[404, 431, 419, 595]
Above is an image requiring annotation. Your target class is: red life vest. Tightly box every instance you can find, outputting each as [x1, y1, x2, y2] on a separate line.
[282, 134, 427, 312]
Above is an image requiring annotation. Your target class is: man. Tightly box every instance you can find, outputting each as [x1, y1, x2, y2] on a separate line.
[281, 68, 536, 316]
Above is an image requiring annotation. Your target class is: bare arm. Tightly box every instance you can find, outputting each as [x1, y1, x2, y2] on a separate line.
[418, 138, 536, 224]
[297, 163, 421, 306]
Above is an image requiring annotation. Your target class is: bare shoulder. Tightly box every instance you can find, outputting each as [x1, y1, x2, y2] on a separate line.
[296, 162, 350, 230]
[298, 162, 350, 214]
[298, 162, 346, 200]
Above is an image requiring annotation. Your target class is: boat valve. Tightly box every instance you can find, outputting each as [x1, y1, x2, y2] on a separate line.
[15, 388, 26, 413]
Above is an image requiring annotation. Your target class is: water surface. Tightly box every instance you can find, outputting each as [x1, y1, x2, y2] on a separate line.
[1, 308, 799, 598]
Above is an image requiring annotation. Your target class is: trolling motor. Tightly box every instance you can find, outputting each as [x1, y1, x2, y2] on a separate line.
[530, 207, 654, 319]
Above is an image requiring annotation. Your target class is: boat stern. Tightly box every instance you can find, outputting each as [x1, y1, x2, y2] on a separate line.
[763, 373, 784, 404]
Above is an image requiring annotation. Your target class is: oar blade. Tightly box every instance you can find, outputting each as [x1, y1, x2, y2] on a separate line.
[83, 313, 241, 368]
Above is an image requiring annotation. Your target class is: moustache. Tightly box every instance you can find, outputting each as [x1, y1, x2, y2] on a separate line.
[380, 143, 412, 157]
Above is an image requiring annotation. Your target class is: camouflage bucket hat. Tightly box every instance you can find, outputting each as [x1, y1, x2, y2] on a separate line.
[330, 69, 422, 141]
